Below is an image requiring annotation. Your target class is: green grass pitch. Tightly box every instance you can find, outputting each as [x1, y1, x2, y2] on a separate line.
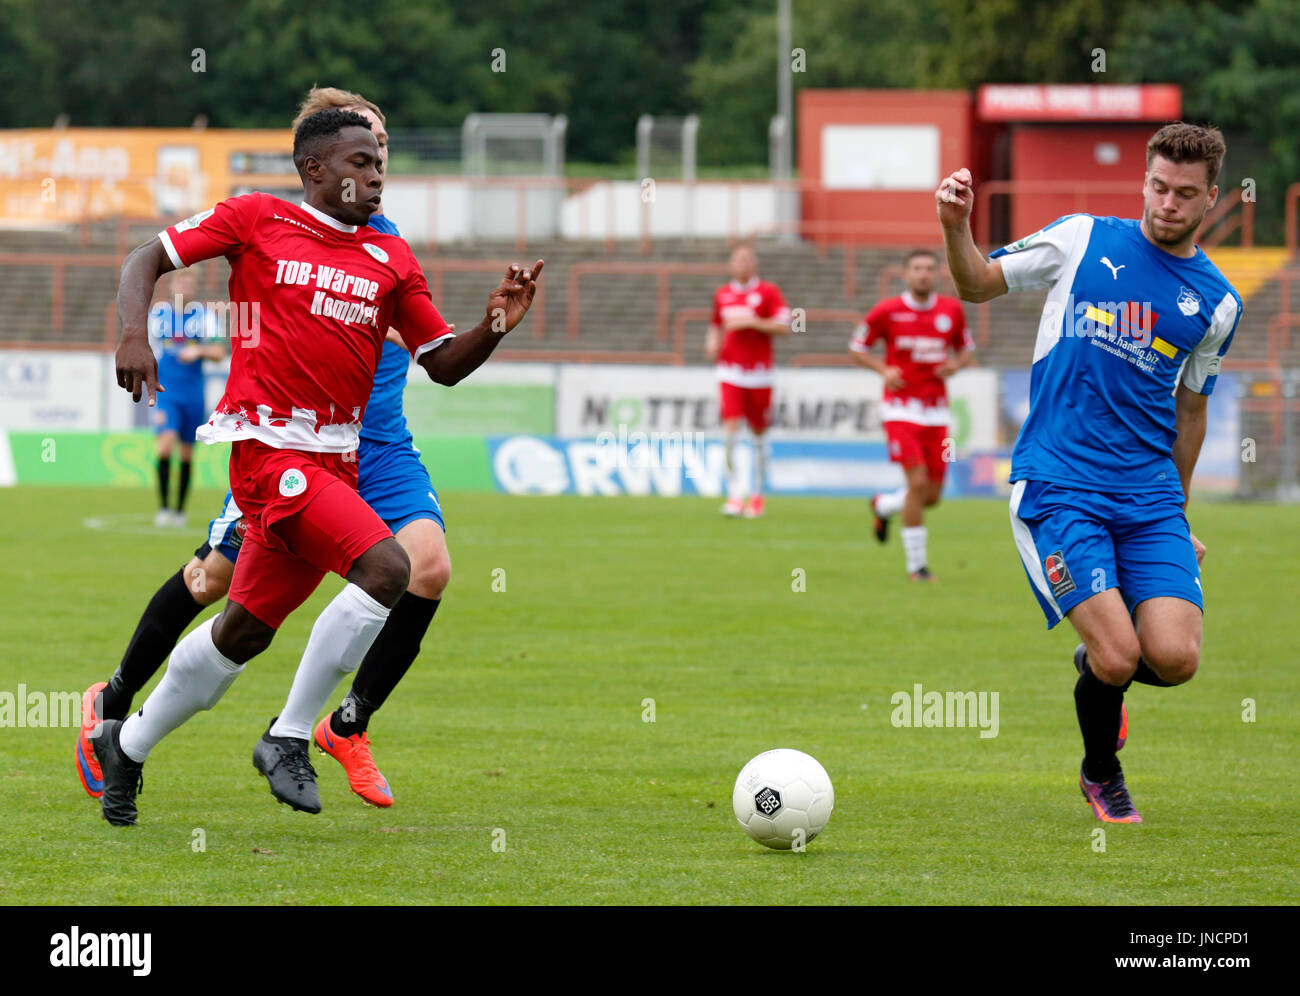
[0, 486, 1295, 905]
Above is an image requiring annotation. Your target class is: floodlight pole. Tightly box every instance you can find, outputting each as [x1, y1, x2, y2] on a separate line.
[774, 0, 797, 240]
[637, 114, 654, 181]
[777, 0, 792, 182]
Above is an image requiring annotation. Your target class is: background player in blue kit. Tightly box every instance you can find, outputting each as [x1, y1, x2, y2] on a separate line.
[149, 268, 224, 527]
[936, 123, 1243, 823]
[76, 88, 453, 809]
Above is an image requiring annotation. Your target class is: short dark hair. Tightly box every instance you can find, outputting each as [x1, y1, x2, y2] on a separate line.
[1146, 122, 1226, 187]
[292, 109, 374, 175]
[904, 248, 937, 266]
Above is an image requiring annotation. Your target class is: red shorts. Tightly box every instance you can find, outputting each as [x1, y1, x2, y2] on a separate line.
[225, 440, 392, 628]
[719, 383, 773, 434]
[884, 421, 951, 482]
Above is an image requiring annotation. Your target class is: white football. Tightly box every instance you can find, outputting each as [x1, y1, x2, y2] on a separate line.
[732, 748, 834, 850]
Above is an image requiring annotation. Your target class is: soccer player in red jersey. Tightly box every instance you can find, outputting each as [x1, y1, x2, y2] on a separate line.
[707, 246, 791, 518]
[95, 109, 543, 825]
[850, 249, 974, 580]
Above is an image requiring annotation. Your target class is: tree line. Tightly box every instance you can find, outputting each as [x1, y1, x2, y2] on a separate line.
[1, 0, 1294, 226]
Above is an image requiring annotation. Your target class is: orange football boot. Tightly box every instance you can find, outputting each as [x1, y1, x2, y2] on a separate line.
[76, 682, 107, 798]
[314, 715, 394, 807]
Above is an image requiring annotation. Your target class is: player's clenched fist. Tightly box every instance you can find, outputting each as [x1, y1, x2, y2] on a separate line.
[486, 259, 545, 334]
[935, 168, 974, 227]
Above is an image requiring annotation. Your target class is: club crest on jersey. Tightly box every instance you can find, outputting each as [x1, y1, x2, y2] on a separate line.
[1176, 286, 1201, 317]
[746, 291, 762, 307]
[362, 243, 389, 263]
[1043, 551, 1075, 598]
[933, 313, 953, 333]
[279, 469, 307, 497]
[174, 208, 215, 233]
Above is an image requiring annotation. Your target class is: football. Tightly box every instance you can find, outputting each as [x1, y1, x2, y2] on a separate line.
[732, 748, 834, 850]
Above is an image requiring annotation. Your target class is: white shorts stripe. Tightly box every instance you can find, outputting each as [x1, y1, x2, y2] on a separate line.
[716, 363, 774, 388]
[1009, 479, 1063, 623]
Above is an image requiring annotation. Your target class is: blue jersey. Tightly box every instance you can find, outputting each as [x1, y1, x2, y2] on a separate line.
[149, 301, 212, 396]
[360, 212, 415, 445]
[990, 214, 1242, 494]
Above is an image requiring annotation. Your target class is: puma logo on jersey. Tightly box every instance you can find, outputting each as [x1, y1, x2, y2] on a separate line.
[1100, 257, 1125, 279]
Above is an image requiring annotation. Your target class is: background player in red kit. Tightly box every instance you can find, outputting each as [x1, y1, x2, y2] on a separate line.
[850, 249, 974, 580]
[706, 245, 791, 518]
[95, 109, 543, 825]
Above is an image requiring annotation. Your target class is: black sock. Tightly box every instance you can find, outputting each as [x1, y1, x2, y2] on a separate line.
[332, 593, 440, 736]
[1074, 666, 1125, 783]
[1131, 657, 1174, 687]
[176, 460, 192, 512]
[100, 569, 205, 720]
[331, 688, 380, 739]
[157, 456, 171, 509]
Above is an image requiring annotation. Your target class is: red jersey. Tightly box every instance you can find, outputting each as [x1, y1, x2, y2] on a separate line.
[851, 292, 971, 426]
[710, 278, 789, 388]
[159, 193, 453, 452]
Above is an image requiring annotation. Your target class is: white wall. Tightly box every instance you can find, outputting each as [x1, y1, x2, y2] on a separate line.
[0, 350, 136, 431]
[381, 177, 786, 244]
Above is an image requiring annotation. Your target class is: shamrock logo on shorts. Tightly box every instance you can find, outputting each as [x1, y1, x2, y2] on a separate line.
[279, 469, 307, 497]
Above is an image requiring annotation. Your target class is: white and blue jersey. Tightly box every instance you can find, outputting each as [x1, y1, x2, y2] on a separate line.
[360, 211, 418, 448]
[995, 214, 1243, 627]
[202, 211, 444, 562]
[991, 214, 1242, 494]
[150, 300, 216, 442]
[356, 211, 445, 534]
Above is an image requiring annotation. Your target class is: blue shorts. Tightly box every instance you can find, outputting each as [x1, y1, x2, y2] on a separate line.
[154, 391, 207, 443]
[198, 439, 444, 566]
[1008, 480, 1203, 629]
[357, 436, 445, 535]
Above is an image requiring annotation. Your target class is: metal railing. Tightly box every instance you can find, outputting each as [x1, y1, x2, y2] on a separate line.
[1, 173, 1284, 258]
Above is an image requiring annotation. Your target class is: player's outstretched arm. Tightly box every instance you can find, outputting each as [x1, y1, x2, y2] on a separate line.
[418, 260, 544, 387]
[936, 168, 1007, 304]
[115, 237, 177, 405]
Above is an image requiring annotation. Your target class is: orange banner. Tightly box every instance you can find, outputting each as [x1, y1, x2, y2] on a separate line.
[0, 129, 295, 225]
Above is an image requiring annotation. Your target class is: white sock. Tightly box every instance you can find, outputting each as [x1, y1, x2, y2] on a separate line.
[753, 436, 767, 497]
[269, 583, 390, 741]
[725, 431, 745, 501]
[874, 487, 907, 518]
[901, 525, 928, 574]
[118, 617, 243, 762]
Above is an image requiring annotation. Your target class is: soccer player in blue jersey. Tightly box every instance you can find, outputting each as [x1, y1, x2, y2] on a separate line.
[150, 268, 224, 527]
[76, 88, 459, 810]
[936, 123, 1242, 823]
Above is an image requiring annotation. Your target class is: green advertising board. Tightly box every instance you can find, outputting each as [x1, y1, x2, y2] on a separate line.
[401, 382, 554, 436]
[5, 431, 495, 491]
